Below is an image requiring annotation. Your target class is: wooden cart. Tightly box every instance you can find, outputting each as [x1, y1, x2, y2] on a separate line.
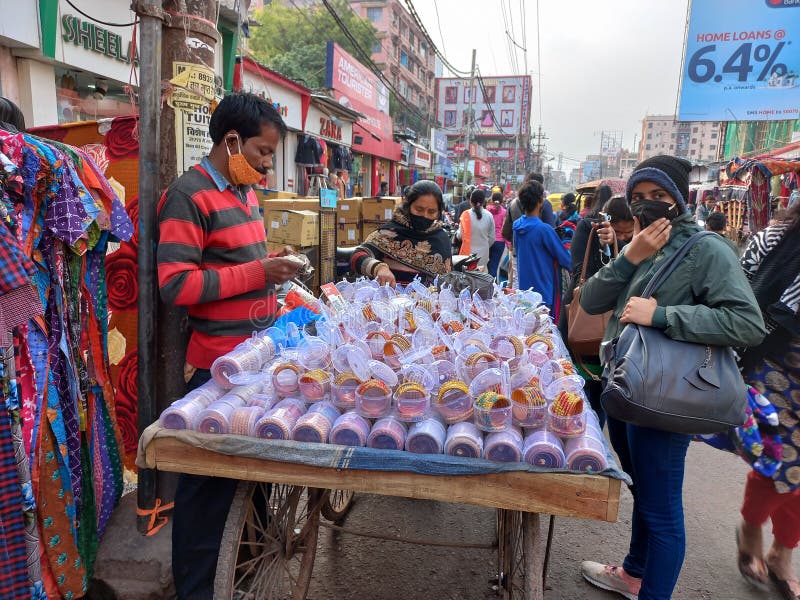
[141, 427, 623, 600]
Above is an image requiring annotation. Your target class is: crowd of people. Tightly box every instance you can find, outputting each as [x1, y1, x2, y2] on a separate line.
[349, 152, 798, 600]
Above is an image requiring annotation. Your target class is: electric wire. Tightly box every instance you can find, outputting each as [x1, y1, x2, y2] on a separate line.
[402, 0, 471, 77]
[65, 0, 138, 27]
[431, 0, 448, 60]
[535, 0, 543, 125]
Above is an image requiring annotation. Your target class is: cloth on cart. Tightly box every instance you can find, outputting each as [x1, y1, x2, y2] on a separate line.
[137, 423, 631, 485]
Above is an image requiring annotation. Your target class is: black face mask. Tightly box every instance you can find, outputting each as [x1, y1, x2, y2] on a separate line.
[409, 214, 435, 232]
[630, 200, 679, 228]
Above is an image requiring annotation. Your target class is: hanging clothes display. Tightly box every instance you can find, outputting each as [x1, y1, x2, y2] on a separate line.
[0, 126, 132, 600]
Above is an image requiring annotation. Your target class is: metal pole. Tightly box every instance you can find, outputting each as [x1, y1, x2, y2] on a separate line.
[461, 48, 476, 188]
[136, 0, 162, 535]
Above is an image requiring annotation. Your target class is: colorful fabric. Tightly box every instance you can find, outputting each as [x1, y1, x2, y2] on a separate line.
[696, 386, 782, 478]
[157, 165, 275, 369]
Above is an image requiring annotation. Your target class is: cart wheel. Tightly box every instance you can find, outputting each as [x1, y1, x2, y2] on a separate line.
[320, 489, 355, 523]
[215, 482, 322, 600]
[496, 509, 540, 599]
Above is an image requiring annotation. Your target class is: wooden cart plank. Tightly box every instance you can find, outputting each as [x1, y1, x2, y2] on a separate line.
[145, 437, 621, 521]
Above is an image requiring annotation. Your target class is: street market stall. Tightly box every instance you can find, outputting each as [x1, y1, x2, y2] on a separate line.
[138, 280, 627, 600]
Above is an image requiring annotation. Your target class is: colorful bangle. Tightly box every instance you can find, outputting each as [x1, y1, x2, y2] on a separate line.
[334, 371, 361, 386]
[403, 310, 417, 332]
[362, 305, 378, 321]
[437, 380, 470, 405]
[395, 382, 427, 400]
[465, 352, 497, 378]
[556, 359, 576, 377]
[384, 334, 411, 355]
[416, 299, 434, 314]
[491, 335, 524, 358]
[431, 344, 449, 357]
[444, 320, 464, 334]
[551, 391, 584, 416]
[272, 362, 302, 394]
[511, 387, 546, 407]
[357, 378, 391, 397]
[524, 334, 554, 350]
[298, 369, 331, 401]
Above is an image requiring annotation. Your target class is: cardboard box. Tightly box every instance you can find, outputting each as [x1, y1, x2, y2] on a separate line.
[257, 189, 299, 200]
[337, 197, 362, 223]
[337, 221, 361, 247]
[267, 209, 319, 247]
[361, 196, 401, 222]
[362, 220, 383, 240]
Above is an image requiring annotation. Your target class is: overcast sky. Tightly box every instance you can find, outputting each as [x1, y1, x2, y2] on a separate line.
[414, 0, 689, 171]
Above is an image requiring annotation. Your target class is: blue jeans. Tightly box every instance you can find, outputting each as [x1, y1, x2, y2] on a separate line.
[608, 417, 691, 600]
[172, 369, 239, 600]
[488, 241, 506, 278]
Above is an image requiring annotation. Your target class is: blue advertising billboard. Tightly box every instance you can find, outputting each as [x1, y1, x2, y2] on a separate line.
[677, 0, 800, 122]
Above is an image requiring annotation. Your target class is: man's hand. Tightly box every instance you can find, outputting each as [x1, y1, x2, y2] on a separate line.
[624, 217, 671, 265]
[275, 245, 297, 257]
[620, 296, 658, 326]
[261, 257, 303, 285]
[597, 220, 616, 247]
[374, 265, 396, 288]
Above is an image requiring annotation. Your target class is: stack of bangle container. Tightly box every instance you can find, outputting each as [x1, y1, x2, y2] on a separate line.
[156, 279, 608, 473]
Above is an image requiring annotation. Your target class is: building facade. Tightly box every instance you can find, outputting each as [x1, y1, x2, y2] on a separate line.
[435, 75, 532, 183]
[349, 0, 436, 116]
[640, 115, 723, 163]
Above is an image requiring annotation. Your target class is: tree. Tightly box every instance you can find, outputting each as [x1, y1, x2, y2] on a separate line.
[249, 0, 379, 90]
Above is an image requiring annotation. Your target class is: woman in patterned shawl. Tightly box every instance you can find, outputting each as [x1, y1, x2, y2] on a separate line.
[352, 180, 452, 287]
[735, 201, 800, 599]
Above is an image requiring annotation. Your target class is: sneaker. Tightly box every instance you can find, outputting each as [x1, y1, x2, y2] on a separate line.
[581, 561, 641, 600]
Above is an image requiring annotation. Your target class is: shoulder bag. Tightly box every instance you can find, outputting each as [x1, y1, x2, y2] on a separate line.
[567, 224, 616, 358]
[600, 231, 748, 435]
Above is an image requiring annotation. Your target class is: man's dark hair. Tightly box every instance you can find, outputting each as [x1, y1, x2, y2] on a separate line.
[380, 181, 388, 188]
[518, 180, 545, 213]
[602, 196, 634, 223]
[0, 97, 25, 132]
[491, 191, 503, 203]
[209, 93, 287, 145]
[525, 172, 544, 184]
[706, 211, 727, 232]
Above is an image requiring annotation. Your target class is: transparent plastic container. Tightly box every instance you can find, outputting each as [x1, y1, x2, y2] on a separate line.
[405, 417, 447, 455]
[393, 384, 431, 422]
[329, 411, 371, 447]
[383, 334, 412, 370]
[565, 435, 608, 473]
[365, 330, 391, 360]
[254, 398, 306, 440]
[331, 372, 362, 410]
[510, 387, 548, 430]
[547, 405, 587, 438]
[484, 426, 524, 463]
[298, 369, 332, 402]
[229, 406, 265, 437]
[468, 368, 506, 399]
[160, 399, 204, 430]
[291, 401, 340, 444]
[355, 380, 393, 419]
[434, 380, 474, 424]
[271, 362, 303, 397]
[210, 340, 265, 388]
[523, 430, 566, 468]
[296, 336, 332, 371]
[458, 351, 500, 382]
[473, 393, 513, 433]
[444, 421, 484, 458]
[367, 417, 407, 451]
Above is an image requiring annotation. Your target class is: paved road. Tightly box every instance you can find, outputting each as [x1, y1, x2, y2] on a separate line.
[308, 442, 795, 599]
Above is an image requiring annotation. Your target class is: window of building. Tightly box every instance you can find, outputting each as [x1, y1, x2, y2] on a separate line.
[710, 145, 717, 150]
[372, 41, 381, 53]
[367, 7, 382, 23]
[646, 144, 651, 150]
[420, 42, 427, 58]
[648, 122, 653, 128]
[692, 127, 698, 133]
[692, 138, 697, 144]
[399, 80, 407, 96]
[711, 133, 718, 139]
[400, 51, 408, 67]
[670, 145, 674, 150]
[671, 133, 676, 138]
[647, 133, 652, 140]
[690, 149, 696, 155]
[409, 33, 415, 47]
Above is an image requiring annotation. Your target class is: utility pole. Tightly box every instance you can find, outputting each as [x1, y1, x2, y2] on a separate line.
[135, 0, 221, 533]
[462, 48, 476, 188]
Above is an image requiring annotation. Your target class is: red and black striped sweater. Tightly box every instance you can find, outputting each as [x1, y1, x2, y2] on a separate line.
[157, 165, 274, 369]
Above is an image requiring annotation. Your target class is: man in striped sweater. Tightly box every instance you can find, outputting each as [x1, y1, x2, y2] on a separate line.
[158, 93, 302, 599]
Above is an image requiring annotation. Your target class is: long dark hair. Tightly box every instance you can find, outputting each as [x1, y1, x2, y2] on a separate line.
[0, 97, 25, 132]
[471, 189, 486, 219]
[402, 180, 444, 217]
[602, 196, 633, 223]
[587, 184, 613, 217]
[782, 201, 800, 233]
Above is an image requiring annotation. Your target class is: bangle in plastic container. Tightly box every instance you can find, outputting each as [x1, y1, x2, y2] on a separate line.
[406, 417, 447, 455]
[330, 411, 371, 447]
[435, 380, 473, 424]
[473, 391, 512, 432]
[230, 406, 265, 437]
[484, 426, 524, 463]
[367, 417, 407, 451]
[523, 430, 566, 468]
[272, 362, 302, 396]
[393, 382, 430, 422]
[444, 421, 484, 458]
[565, 433, 607, 473]
[298, 369, 332, 402]
[510, 387, 547, 430]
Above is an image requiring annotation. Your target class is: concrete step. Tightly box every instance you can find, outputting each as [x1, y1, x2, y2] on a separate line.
[93, 492, 175, 599]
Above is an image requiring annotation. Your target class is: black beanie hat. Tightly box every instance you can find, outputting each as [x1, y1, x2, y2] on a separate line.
[626, 155, 692, 212]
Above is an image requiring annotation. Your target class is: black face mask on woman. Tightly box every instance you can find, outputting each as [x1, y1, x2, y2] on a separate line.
[630, 200, 679, 229]
[409, 214, 435, 232]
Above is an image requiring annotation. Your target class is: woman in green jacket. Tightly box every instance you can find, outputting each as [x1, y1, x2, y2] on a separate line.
[578, 155, 765, 600]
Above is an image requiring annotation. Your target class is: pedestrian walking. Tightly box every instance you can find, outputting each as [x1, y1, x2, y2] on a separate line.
[735, 205, 800, 599]
[579, 155, 765, 600]
[513, 179, 571, 317]
[456, 188, 495, 271]
[487, 188, 508, 278]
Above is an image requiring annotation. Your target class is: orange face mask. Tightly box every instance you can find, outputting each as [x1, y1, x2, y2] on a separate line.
[226, 135, 264, 186]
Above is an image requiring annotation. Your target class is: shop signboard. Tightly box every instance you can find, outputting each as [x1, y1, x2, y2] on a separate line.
[0, 0, 39, 48]
[306, 103, 354, 146]
[412, 147, 432, 169]
[432, 129, 448, 155]
[470, 159, 491, 178]
[325, 41, 389, 115]
[171, 62, 216, 176]
[237, 58, 306, 131]
[435, 75, 533, 136]
[678, 0, 800, 121]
